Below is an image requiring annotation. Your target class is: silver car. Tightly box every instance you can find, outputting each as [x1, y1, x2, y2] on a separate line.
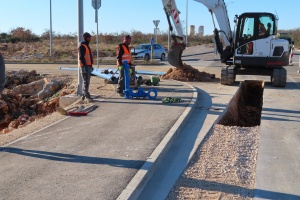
[131, 43, 166, 61]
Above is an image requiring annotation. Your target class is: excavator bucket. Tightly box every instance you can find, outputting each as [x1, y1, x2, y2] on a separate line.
[167, 43, 185, 68]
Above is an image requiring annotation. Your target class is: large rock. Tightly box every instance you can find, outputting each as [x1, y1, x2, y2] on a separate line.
[13, 78, 46, 96]
[0, 70, 74, 133]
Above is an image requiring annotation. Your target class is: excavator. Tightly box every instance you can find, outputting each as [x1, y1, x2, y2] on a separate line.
[162, 0, 294, 87]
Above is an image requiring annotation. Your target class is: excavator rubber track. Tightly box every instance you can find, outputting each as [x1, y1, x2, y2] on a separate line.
[167, 43, 185, 68]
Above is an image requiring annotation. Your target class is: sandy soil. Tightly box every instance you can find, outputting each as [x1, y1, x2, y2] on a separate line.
[0, 76, 115, 146]
[167, 124, 260, 200]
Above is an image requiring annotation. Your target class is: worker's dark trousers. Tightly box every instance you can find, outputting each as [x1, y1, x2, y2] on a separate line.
[0, 54, 5, 93]
[81, 66, 92, 98]
[117, 68, 125, 94]
[117, 67, 135, 94]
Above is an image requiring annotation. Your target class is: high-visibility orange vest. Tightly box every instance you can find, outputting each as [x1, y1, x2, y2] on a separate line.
[79, 44, 93, 66]
[117, 44, 132, 65]
[247, 42, 253, 54]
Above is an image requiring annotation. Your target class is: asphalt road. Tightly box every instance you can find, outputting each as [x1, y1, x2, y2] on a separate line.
[1, 46, 300, 199]
[0, 79, 194, 200]
[138, 48, 300, 199]
[254, 51, 300, 199]
[144, 50, 300, 200]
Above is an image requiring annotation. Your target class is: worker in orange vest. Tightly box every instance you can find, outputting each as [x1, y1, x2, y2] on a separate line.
[116, 35, 135, 96]
[79, 32, 94, 102]
[0, 52, 5, 94]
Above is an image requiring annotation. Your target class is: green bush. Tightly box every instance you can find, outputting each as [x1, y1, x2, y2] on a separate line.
[279, 28, 300, 48]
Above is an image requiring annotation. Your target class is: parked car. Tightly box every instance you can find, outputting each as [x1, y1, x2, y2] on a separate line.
[131, 43, 166, 61]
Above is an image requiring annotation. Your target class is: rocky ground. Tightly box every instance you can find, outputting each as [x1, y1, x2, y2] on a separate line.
[0, 70, 115, 146]
[0, 70, 74, 133]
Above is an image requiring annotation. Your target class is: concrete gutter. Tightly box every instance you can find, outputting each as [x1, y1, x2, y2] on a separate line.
[117, 82, 198, 200]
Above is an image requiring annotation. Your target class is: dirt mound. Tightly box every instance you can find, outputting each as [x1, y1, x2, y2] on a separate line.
[161, 63, 217, 82]
[0, 70, 75, 133]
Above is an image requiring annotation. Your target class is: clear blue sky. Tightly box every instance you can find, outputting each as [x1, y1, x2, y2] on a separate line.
[0, 0, 299, 36]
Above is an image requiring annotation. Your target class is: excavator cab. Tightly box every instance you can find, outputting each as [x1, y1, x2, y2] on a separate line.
[234, 12, 289, 67]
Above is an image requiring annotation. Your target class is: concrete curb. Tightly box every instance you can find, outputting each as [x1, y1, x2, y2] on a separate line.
[117, 81, 198, 200]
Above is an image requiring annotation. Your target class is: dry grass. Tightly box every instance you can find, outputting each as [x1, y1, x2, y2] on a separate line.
[1, 29, 299, 63]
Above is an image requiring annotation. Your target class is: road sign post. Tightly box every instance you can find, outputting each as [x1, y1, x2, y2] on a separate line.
[150, 37, 154, 62]
[77, 0, 84, 96]
[153, 20, 160, 43]
[92, 0, 101, 9]
[92, 0, 101, 68]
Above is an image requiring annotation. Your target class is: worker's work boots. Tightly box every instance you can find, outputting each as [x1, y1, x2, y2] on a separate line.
[81, 95, 94, 103]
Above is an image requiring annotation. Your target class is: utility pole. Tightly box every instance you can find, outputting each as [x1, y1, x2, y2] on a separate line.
[92, 0, 101, 68]
[77, 0, 84, 96]
[50, 0, 52, 60]
[186, 0, 188, 46]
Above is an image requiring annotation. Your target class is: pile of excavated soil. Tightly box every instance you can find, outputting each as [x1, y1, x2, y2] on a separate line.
[167, 124, 260, 199]
[161, 63, 217, 82]
[0, 70, 74, 134]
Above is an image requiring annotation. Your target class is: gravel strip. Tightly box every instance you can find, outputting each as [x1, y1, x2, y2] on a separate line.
[167, 124, 260, 200]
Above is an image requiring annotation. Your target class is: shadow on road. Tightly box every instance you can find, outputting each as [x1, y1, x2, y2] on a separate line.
[0, 147, 146, 169]
[261, 107, 300, 122]
[180, 178, 300, 200]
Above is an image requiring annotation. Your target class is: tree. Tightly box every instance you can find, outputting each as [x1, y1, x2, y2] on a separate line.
[10, 27, 40, 42]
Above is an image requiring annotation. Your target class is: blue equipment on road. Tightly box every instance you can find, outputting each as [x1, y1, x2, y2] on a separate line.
[123, 61, 157, 100]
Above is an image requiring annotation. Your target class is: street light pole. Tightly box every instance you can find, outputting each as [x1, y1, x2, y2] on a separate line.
[186, 0, 188, 46]
[95, 1, 99, 68]
[77, 0, 84, 96]
[50, 0, 52, 60]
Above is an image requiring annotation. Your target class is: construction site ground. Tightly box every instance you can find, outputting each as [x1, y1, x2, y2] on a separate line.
[0, 45, 300, 200]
